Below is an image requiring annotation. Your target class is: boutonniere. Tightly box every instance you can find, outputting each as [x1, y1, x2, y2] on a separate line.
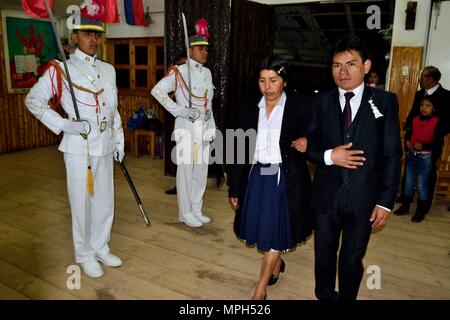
[369, 99, 383, 119]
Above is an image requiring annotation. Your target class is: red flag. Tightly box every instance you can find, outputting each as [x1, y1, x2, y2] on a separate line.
[22, 0, 53, 19]
[80, 0, 105, 21]
[104, 0, 120, 23]
[80, 0, 119, 23]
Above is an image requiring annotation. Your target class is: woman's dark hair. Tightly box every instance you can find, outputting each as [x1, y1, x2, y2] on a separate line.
[260, 54, 289, 82]
[332, 35, 370, 63]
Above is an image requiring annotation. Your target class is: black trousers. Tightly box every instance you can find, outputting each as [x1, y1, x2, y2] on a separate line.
[314, 187, 372, 300]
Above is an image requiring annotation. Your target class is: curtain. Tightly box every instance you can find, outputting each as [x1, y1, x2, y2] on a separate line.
[227, 0, 274, 129]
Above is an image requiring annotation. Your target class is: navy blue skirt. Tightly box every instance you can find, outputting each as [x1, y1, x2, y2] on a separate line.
[238, 162, 295, 252]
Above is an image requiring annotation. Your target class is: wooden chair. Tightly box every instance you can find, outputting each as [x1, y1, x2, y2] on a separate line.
[132, 129, 162, 158]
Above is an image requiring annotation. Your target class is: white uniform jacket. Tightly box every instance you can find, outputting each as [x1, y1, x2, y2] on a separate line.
[26, 48, 124, 156]
[151, 58, 216, 143]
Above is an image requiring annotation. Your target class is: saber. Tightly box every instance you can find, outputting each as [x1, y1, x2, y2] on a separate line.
[182, 12, 199, 164]
[181, 13, 192, 110]
[44, 0, 90, 138]
[118, 159, 151, 226]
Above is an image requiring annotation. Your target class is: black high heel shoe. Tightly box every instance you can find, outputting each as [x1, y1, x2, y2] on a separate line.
[268, 259, 285, 286]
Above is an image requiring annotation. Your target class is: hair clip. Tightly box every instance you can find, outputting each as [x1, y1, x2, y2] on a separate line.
[277, 66, 285, 75]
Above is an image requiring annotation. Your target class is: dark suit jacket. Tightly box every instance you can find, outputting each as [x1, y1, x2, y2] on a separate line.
[405, 85, 450, 159]
[307, 86, 402, 217]
[228, 92, 313, 243]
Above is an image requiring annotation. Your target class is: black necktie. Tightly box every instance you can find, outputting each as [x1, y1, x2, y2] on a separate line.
[343, 92, 355, 129]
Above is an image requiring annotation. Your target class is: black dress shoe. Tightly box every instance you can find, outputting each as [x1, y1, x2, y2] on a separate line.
[165, 186, 177, 195]
[268, 259, 285, 286]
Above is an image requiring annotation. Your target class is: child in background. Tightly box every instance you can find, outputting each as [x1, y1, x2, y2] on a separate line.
[394, 97, 442, 222]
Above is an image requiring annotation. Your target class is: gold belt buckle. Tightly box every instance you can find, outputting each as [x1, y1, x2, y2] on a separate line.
[100, 121, 107, 132]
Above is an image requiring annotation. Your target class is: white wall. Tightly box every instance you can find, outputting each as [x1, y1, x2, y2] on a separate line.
[391, 0, 432, 46]
[106, 0, 164, 38]
[425, 0, 450, 89]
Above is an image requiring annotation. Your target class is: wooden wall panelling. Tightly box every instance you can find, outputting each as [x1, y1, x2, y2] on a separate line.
[388, 46, 423, 126]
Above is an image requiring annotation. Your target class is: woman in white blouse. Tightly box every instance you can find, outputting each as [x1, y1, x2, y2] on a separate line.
[228, 55, 313, 300]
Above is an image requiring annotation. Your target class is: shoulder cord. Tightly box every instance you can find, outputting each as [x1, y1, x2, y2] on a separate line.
[165, 66, 208, 109]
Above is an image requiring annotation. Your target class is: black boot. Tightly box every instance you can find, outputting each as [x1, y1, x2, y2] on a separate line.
[411, 199, 430, 222]
[394, 196, 412, 215]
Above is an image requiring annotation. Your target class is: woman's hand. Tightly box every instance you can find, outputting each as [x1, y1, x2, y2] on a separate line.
[291, 137, 307, 153]
[229, 197, 239, 210]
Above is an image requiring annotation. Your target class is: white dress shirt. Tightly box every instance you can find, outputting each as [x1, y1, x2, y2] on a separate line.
[426, 83, 440, 96]
[253, 92, 286, 164]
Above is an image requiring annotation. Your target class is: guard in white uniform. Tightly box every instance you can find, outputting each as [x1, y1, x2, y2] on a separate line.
[25, 17, 124, 278]
[151, 31, 216, 228]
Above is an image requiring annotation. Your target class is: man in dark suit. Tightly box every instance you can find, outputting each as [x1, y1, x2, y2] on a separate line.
[395, 66, 450, 221]
[307, 35, 402, 300]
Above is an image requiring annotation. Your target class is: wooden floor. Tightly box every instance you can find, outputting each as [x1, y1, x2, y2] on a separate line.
[0, 146, 449, 300]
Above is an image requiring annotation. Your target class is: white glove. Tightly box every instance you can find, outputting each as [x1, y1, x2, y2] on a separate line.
[177, 107, 200, 121]
[114, 148, 125, 162]
[62, 119, 88, 135]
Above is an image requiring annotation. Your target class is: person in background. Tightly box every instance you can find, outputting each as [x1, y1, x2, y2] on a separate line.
[228, 54, 313, 300]
[25, 17, 124, 278]
[152, 20, 216, 228]
[366, 70, 384, 90]
[396, 66, 450, 215]
[394, 96, 444, 222]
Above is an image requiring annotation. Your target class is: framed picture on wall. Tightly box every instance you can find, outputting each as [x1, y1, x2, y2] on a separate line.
[1, 10, 59, 94]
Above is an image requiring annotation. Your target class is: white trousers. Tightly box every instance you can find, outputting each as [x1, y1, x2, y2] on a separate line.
[176, 142, 209, 220]
[64, 153, 114, 263]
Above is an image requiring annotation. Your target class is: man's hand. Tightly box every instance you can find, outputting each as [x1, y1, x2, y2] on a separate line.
[331, 142, 365, 169]
[413, 142, 423, 151]
[229, 197, 239, 210]
[406, 140, 413, 151]
[115, 148, 125, 162]
[291, 137, 307, 153]
[177, 107, 200, 121]
[370, 206, 390, 228]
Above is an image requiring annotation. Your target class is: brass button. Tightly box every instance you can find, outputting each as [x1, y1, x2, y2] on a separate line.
[102, 102, 105, 106]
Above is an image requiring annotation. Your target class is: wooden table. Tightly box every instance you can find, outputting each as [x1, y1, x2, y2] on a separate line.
[132, 129, 162, 158]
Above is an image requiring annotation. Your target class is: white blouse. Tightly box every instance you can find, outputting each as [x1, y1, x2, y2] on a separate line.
[253, 92, 286, 164]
